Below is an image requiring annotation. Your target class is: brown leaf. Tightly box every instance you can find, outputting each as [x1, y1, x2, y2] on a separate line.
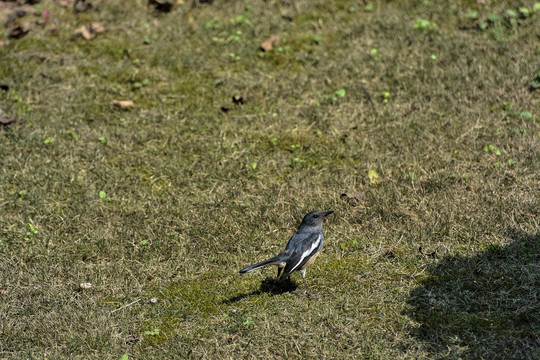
[125, 335, 140, 344]
[0, 289, 7, 296]
[111, 100, 135, 108]
[0, 115, 17, 125]
[91, 23, 105, 33]
[8, 20, 30, 39]
[75, 25, 92, 39]
[75, 23, 105, 40]
[340, 192, 363, 206]
[260, 34, 280, 52]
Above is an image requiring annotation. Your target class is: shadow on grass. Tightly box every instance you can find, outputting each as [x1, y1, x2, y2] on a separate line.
[223, 277, 299, 304]
[406, 229, 540, 359]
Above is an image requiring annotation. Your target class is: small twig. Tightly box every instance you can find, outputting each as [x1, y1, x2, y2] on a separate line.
[360, 86, 375, 106]
[110, 298, 141, 314]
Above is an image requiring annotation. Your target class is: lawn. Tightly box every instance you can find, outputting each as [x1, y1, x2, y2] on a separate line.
[0, 0, 539, 359]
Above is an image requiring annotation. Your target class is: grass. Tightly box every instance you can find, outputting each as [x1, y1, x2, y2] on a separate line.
[1, 0, 539, 358]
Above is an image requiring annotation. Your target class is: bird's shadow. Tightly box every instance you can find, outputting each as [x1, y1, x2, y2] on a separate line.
[222, 277, 299, 304]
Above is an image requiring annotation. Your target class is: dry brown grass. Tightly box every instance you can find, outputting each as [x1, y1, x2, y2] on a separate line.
[0, 0, 539, 358]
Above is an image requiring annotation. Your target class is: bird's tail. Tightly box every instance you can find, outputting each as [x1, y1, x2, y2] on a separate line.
[239, 255, 284, 274]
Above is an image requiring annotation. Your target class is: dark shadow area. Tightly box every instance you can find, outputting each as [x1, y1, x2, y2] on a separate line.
[406, 229, 540, 359]
[223, 277, 298, 304]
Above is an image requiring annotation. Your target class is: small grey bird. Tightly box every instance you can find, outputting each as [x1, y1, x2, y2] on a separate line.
[239, 210, 334, 296]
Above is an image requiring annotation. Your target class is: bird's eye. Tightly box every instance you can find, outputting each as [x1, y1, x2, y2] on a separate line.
[313, 214, 318, 218]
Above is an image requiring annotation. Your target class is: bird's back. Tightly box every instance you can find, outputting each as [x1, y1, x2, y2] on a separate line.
[284, 226, 323, 251]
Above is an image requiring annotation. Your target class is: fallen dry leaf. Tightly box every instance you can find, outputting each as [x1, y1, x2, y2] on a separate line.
[0, 289, 7, 296]
[8, 19, 30, 39]
[340, 192, 363, 206]
[125, 335, 141, 344]
[0, 115, 17, 125]
[91, 23, 105, 33]
[260, 34, 280, 52]
[79, 282, 92, 289]
[75, 23, 105, 40]
[368, 169, 381, 185]
[2, 3, 41, 39]
[75, 25, 92, 39]
[111, 100, 135, 108]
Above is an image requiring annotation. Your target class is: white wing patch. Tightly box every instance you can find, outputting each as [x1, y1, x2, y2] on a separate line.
[289, 234, 321, 273]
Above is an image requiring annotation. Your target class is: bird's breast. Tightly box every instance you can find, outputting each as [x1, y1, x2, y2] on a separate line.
[300, 251, 321, 270]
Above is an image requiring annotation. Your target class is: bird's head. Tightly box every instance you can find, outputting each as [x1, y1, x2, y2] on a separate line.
[299, 210, 334, 229]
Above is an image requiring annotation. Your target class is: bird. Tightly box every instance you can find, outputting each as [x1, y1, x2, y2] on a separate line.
[239, 210, 334, 297]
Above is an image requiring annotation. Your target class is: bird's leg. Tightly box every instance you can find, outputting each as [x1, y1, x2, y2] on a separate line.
[276, 266, 283, 279]
[300, 269, 317, 297]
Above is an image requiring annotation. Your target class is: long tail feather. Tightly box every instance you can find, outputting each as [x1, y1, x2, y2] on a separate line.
[239, 256, 282, 273]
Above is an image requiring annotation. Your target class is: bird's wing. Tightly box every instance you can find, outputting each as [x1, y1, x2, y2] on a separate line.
[282, 232, 323, 277]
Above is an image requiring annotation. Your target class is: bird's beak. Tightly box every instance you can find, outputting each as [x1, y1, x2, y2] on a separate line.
[324, 210, 334, 217]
